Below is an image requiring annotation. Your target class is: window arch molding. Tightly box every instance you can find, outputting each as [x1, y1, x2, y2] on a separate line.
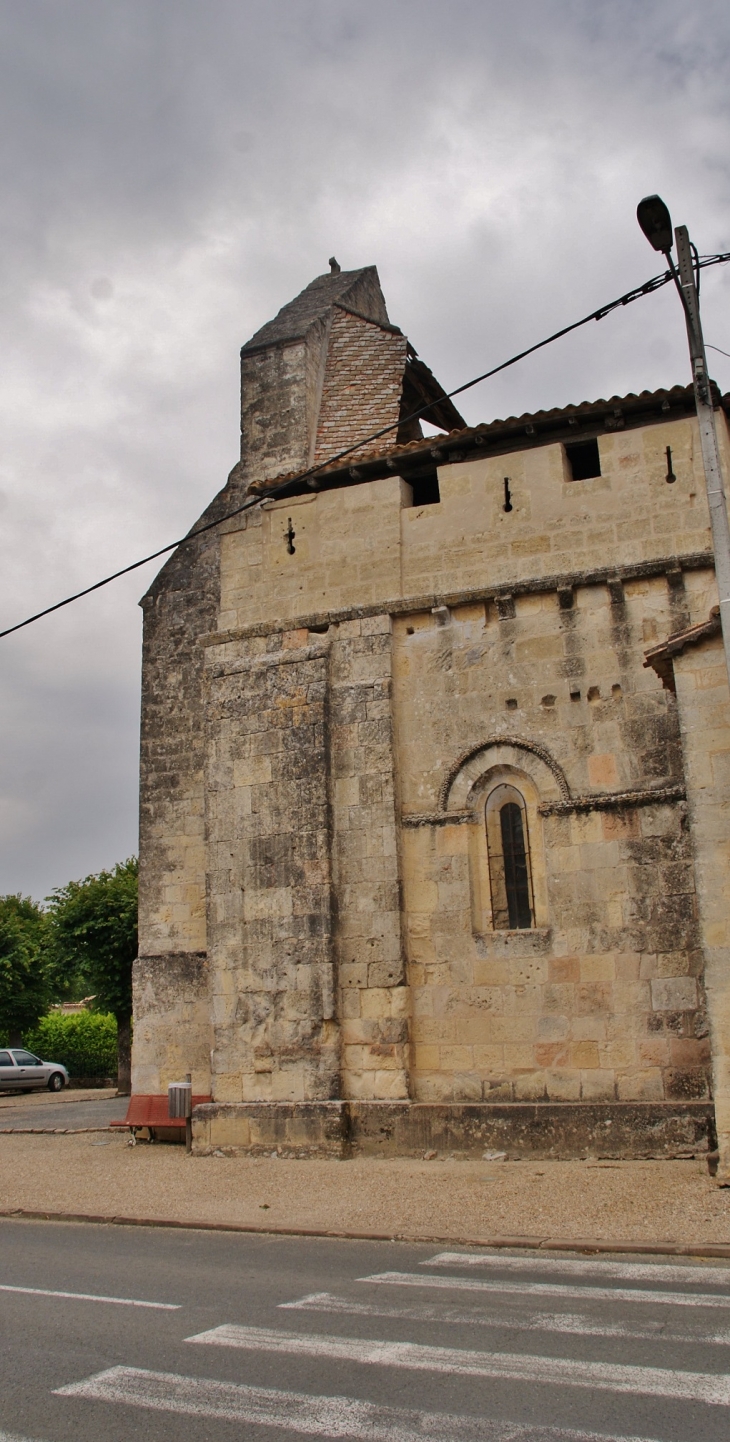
[456, 756, 551, 935]
[442, 737, 568, 815]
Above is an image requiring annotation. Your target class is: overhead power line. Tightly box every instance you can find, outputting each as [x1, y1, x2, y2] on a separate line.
[2, 249, 730, 643]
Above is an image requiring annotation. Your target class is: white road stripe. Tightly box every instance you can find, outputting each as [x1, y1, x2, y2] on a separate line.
[53, 1365, 661, 1442]
[186, 1322, 730, 1405]
[426, 1251, 730, 1288]
[361, 1269, 730, 1309]
[0, 1282, 179, 1310]
[0, 1433, 48, 1442]
[280, 1290, 730, 1345]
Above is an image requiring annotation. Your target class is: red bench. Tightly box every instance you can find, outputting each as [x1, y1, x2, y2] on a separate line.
[111, 1094, 211, 1138]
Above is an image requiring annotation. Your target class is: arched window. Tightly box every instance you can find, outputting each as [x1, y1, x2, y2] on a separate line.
[485, 784, 534, 929]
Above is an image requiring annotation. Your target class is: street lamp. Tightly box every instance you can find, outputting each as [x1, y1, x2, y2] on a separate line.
[637, 195, 674, 255]
[637, 195, 730, 679]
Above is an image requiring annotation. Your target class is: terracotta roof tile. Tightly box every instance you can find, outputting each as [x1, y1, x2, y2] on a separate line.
[644, 607, 722, 691]
[248, 383, 722, 498]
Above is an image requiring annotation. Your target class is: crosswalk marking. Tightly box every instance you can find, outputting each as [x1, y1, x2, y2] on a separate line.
[426, 1252, 730, 1288]
[53, 1365, 663, 1441]
[185, 1322, 730, 1405]
[0, 1282, 179, 1309]
[280, 1289, 730, 1345]
[360, 1269, 730, 1309]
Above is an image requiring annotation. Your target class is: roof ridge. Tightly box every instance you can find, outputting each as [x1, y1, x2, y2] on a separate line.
[333, 301, 403, 336]
[241, 266, 382, 355]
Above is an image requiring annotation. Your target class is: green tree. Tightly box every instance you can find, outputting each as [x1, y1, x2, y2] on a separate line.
[47, 858, 138, 1093]
[0, 895, 52, 1046]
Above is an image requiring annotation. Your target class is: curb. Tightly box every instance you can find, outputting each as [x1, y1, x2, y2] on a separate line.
[2, 1207, 730, 1258]
[0, 1093, 119, 1110]
[0, 1127, 113, 1136]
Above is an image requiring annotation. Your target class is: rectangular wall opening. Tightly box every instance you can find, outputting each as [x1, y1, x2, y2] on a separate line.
[409, 467, 440, 506]
[565, 438, 601, 480]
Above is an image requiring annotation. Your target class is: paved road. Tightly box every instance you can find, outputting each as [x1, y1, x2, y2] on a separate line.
[0, 1097, 127, 1130]
[1, 1218, 730, 1442]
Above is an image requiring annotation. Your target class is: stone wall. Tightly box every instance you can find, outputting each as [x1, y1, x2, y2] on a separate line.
[202, 410, 724, 1113]
[137, 373, 730, 1152]
[329, 614, 408, 1099]
[135, 511, 222, 1096]
[671, 630, 730, 1179]
[393, 576, 708, 1107]
[201, 608, 409, 1103]
[204, 630, 337, 1102]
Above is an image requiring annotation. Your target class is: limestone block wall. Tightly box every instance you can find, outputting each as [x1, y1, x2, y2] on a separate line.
[241, 329, 330, 484]
[402, 417, 713, 600]
[202, 612, 408, 1104]
[392, 577, 710, 1106]
[204, 630, 337, 1103]
[132, 953, 212, 1096]
[137, 406, 729, 1110]
[134, 512, 224, 1097]
[672, 632, 730, 1178]
[218, 475, 410, 632]
[329, 615, 408, 1099]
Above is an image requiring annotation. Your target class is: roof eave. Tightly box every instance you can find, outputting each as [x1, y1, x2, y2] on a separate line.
[249, 382, 712, 500]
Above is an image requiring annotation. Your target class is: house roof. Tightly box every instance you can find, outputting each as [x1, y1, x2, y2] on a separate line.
[241, 267, 388, 355]
[644, 607, 722, 691]
[248, 382, 727, 498]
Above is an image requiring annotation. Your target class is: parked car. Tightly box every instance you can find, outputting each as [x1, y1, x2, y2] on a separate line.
[0, 1048, 69, 1092]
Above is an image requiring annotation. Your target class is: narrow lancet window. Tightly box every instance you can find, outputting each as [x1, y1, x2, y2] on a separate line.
[486, 784, 534, 929]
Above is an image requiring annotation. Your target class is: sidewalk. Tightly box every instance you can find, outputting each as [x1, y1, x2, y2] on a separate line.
[2, 1129, 730, 1254]
[0, 1087, 118, 1110]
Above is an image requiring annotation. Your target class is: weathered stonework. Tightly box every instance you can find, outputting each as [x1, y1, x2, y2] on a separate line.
[646, 614, 730, 1179]
[134, 261, 730, 1163]
[191, 1099, 714, 1159]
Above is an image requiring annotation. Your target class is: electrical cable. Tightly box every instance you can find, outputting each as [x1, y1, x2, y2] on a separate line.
[691, 240, 701, 299]
[707, 343, 730, 360]
[2, 249, 730, 643]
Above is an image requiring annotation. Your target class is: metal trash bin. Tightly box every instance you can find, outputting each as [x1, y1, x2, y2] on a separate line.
[168, 1079, 194, 1154]
[168, 1081, 193, 1118]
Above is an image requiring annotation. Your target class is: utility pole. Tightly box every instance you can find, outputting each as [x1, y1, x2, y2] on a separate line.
[638, 196, 730, 681]
[673, 226, 730, 670]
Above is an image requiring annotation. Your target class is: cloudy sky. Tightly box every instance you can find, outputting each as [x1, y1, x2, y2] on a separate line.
[1, 0, 729, 902]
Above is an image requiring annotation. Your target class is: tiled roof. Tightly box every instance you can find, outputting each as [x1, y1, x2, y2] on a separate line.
[644, 607, 722, 690]
[241, 267, 387, 354]
[248, 383, 725, 498]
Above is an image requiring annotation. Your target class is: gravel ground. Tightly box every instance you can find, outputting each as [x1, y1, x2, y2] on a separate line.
[2, 1131, 730, 1248]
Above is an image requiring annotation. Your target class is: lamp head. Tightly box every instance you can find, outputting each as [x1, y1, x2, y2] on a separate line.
[637, 195, 674, 253]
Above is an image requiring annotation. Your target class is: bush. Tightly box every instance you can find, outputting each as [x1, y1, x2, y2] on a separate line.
[22, 1011, 118, 1079]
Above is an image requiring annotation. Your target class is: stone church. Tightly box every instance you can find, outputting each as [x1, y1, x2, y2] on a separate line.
[132, 262, 730, 1178]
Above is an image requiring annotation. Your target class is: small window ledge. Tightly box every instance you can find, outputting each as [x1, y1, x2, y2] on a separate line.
[474, 927, 552, 957]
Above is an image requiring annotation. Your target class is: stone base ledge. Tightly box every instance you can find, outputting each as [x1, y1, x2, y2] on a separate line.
[192, 1102, 347, 1157]
[191, 1099, 715, 1160]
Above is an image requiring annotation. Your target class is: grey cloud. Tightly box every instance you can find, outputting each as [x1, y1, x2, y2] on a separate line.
[0, 0, 729, 896]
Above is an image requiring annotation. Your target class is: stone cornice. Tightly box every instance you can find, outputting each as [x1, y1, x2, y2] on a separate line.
[200, 550, 714, 648]
[401, 781, 686, 826]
